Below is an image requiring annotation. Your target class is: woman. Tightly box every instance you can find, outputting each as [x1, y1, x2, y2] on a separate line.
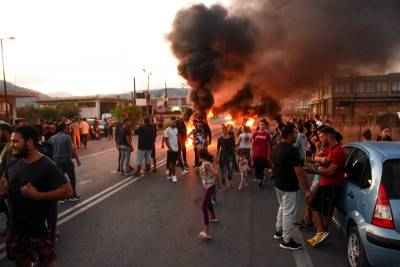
[236, 125, 252, 165]
[252, 121, 271, 189]
[217, 124, 236, 191]
[195, 149, 219, 240]
[377, 127, 393, 141]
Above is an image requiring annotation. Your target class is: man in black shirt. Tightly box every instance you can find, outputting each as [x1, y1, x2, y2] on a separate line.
[133, 117, 154, 176]
[271, 124, 311, 250]
[0, 125, 72, 267]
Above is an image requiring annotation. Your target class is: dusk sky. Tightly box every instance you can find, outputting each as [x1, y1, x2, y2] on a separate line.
[1, 0, 231, 96]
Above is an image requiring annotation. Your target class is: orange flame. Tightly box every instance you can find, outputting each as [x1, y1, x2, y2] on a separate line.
[207, 110, 214, 120]
[245, 118, 255, 127]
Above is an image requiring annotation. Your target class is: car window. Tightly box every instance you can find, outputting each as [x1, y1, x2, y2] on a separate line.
[345, 148, 371, 188]
[382, 159, 400, 199]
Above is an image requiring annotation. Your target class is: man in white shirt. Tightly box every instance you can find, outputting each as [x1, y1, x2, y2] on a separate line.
[164, 117, 179, 183]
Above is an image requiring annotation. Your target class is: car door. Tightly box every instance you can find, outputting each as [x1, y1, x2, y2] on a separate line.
[342, 148, 372, 220]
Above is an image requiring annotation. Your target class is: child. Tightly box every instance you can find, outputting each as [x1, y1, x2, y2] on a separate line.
[195, 149, 219, 240]
[238, 150, 251, 190]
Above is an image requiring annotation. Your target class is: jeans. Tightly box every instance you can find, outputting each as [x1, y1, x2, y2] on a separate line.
[219, 154, 234, 185]
[275, 188, 298, 243]
[55, 159, 77, 196]
[120, 146, 132, 174]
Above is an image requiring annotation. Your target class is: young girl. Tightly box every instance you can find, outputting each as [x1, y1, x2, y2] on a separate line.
[195, 149, 219, 240]
[238, 150, 251, 190]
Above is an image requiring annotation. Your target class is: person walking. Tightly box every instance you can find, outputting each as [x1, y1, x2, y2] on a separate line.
[236, 125, 252, 165]
[80, 118, 90, 149]
[48, 122, 82, 202]
[71, 119, 81, 149]
[271, 124, 312, 250]
[164, 117, 180, 183]
[119, 119, 133, 176]
[0, 125, 72, 267]
[195, 149, 219, 240]
[217, 124, 236, 191]
[188, 120, 208, 167]
[133, 117, 154, 176]
[252, 120, 272, 189]
[177, 117, 189, 168]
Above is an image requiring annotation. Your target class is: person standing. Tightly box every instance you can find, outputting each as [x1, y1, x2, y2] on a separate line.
[304, 127, 346, 247]
[0, 125, 72, 267]
[80, 118, 90, 149]
[150, 116, 158, 172]
[217, 124, 236, 191]
[133, 117, 154, 176]
[71, 119, 81, 149]
[271, 124, 312, 250]
[0, 123, 12, 218]
[177, 117, 189, 168]
[48, 122, 82, 202]
[164, 117, 179, 183]
[252, 121, 272, 189]
[294, 123, 307, 166]
[188, 120, 208, 167]
[119, 119, 133, 176]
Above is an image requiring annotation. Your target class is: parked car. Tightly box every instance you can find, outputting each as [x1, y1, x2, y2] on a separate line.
[334, 142, 400, 267]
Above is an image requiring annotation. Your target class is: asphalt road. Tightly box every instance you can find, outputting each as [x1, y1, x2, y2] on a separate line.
[0, 126, 350, 267]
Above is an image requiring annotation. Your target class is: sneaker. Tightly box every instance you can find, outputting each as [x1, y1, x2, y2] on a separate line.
[273, 231, 283, 240]
[182, 169, 189, 176]
[198, 231, 211, 240]
[253, 178, 260, 183]
[280, 239, 303, 250]
[69, 196, 81, 202]
[166, 176, 172, 180]
[118, 171, 124, 175]
[125, 172, 132, 176]
[172, 176, 178, 183]
[307, 232, 330, 247]
[299, 222, 314, 232]
[59, 199, 69, 204]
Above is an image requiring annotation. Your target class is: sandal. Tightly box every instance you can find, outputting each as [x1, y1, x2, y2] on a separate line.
[198, 231, 212, 240]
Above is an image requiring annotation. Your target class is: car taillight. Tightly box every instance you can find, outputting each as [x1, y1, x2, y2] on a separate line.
[372, 184, 395, 229]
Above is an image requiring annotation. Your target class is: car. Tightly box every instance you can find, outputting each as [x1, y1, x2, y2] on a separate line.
[334, 142, 400, 267]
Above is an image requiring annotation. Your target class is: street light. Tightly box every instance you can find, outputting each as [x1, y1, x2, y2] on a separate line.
[142, 69, 152, 116]
[1, 36, 15, 121]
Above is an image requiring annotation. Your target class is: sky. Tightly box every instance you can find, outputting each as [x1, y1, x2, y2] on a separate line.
[0, 0, 231, 96]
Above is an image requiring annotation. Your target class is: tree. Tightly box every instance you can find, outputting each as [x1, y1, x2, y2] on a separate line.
[17, 105, 40, 123]
[56, 103, 80, 119]
[38, 106, 59, 121]
[112, 104, 141, 127]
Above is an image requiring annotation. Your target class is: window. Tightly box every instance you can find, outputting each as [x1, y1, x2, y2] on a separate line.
[376, 81, 388, 92]
[382, 159, 400, 199]
[345, 148, 372, 188]
[392, 81, 400, 92]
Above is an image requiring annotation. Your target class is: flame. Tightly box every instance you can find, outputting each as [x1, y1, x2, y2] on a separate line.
[224, 114, 234, 125]
[186, 124, 195, 146]
[245, 118, 255, 127]
[207, 110, 214, 120]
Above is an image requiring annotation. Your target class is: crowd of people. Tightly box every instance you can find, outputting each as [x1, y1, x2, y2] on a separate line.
[0, 112, 396, 266]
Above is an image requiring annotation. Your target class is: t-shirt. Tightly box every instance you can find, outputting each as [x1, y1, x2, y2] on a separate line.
[252, 131, 271, 159]
[320, 144, 346, 186]
[48, 132, 73, 160]
[218, 136, 235, 155]
[119, 127, 131, 147]
[164, 127, 179, 152]
[80, 121, 90, 135]
[199, 161, 215, 189]
[238, 132, 252, 149]
[6, 156, 68, 233]
[271, 142, 301, 192]
[134, 123, 154, 150]
[193, 128, 207, 148]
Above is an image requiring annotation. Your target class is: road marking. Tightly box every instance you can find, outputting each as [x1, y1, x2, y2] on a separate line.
[292, 224, 314, 267]
[79, 179, 93, 186]
[79, 148, 115, 160]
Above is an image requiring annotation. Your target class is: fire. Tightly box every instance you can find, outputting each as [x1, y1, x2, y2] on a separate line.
[186, 124, 195, 146]
[224, 114, 234, 125]
[207, 110, 214, 120]
[246, 118, 255, 127]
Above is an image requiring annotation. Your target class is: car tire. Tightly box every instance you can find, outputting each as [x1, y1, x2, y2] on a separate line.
[347, 226, 371, 267]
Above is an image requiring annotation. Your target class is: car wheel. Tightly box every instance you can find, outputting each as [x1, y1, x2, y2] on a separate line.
[348, 226, 371, 267]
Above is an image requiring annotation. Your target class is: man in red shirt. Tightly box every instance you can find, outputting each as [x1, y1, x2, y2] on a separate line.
[252, 120, 272, 189]
[304, 127, 346, 247]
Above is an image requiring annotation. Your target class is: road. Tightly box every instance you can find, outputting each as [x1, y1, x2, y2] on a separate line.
[0, 126, 350, 267]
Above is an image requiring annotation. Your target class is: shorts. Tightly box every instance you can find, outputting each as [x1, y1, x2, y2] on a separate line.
[310, 185, 342, 218]
[136, 149, 152, 165]
[5, 228, 56, 264]
[167, 150, 178, 164]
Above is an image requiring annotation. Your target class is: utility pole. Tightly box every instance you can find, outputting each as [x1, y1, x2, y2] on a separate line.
[1, 39, 9, 120]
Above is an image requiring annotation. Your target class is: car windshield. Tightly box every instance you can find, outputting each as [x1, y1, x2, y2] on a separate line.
[382, 159, 400, 199]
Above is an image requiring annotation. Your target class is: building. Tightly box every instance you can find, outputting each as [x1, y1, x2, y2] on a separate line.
[149, 88, 191, 113]
[0, 81, 39, 120]
[310, 73, 400, 119]
[36, 95, 131, 118]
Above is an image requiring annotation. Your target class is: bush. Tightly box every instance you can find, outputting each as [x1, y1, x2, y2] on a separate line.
[112, 104, 141, 127]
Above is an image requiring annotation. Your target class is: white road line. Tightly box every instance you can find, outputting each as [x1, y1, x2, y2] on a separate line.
[79, 148, 115, 160]
[292, 225, 314, 267]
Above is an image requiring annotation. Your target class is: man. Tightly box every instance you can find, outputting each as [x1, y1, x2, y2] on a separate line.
[119, 119, 133, 176]
[304, 127, 346, 247]
[0, 125, 72, 267]
[314, 114, 323, 127]
[294, 123, 307, 166]
[80, 118, 90, 148]
[377, 126, 393, 141]
[164, 117, 179, 183]
[48, 122, 82, 202]
[133, 117, 154, 176]
[177, 117, 189, 168]
[71, 119, 81, 149]
[0, 123, 12, 218]
[150, 117, 158, 172]
[252, 120, 272, 189]
[271, 124, 312, 250]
